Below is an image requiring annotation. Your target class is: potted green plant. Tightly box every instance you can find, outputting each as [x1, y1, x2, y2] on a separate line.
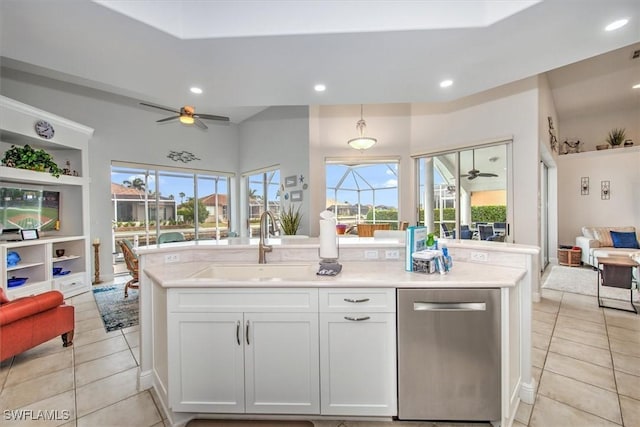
[279, 205, 303, 235]
[606, 128, 626, 148]
[1, 144, 62, 177]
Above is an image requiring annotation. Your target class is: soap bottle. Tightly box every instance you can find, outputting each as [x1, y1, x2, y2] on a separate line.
[426, 233, 437, 250]
[441, 244, 453, 272]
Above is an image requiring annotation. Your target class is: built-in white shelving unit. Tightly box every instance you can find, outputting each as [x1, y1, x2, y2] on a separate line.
[0, 95, 94, 298]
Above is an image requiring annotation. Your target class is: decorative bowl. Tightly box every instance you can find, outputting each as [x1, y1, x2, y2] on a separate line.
[6, 251, 21, 267]
[55, 249, 65, 257]
[8, 277, 28, 287]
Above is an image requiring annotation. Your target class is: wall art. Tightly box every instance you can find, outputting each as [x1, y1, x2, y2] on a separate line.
[601, 180, 610, 200]
[581, 177, 589, 195]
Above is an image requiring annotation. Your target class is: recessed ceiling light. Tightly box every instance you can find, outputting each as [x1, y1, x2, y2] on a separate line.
[440, 79, 453, 88]
[190, 87, 203, 94]
[633, 83, 640, 89]
[605, 18, 628, 31]
[314, 84, 326, 92]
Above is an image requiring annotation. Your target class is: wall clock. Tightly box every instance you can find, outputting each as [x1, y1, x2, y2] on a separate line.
[34, 120, 55, 139]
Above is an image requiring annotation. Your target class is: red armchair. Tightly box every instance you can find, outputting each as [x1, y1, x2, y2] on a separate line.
[0, 289, 75, 362]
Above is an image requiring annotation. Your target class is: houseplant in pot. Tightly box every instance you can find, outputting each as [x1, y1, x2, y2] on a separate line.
[606, 128, 626, 148]
[1, 144, 62, 177]
[279, 204, 303, 235]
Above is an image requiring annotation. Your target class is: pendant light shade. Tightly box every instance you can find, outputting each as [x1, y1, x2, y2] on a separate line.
[348, 105, 377, 150]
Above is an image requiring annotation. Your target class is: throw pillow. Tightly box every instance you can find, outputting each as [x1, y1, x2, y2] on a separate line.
[0, 288, 10, 304]
[593, 226, 636, 247]
[610, 231, 640, 249]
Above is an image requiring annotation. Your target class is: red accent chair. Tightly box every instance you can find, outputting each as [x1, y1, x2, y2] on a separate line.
[0, 289, 75, 362]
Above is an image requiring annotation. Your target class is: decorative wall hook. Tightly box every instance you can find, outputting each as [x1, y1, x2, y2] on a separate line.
[581, 177, 589, 195]
[601, 180, 610, 200]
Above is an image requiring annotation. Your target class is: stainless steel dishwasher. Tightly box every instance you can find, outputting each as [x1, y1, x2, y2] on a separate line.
[397, 288, 501, 421]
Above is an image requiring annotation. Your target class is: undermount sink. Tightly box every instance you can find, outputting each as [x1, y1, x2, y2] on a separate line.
[191, 263, 317, 281]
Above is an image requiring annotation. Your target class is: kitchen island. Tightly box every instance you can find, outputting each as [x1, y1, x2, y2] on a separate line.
[135, 237, 539, 427]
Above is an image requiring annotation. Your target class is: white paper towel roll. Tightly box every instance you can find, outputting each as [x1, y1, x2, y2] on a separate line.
[319, 211, 338, 259]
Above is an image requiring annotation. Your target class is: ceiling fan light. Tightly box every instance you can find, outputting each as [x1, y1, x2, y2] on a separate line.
[179, 115, 194, 125]
[348, 136, 377, 150]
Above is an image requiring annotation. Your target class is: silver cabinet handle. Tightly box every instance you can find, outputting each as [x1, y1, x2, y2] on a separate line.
[245, 320, 250, 345]
[413, 302, 486, 312]
[236, 320, 241, 345]
[344, 316, 371, 321]
[344, 298, 370, 303]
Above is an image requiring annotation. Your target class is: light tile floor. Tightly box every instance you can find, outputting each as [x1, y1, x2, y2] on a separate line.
[1, 271, 639, 427]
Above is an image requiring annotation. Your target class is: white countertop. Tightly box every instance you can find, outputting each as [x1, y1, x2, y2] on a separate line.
[135, 235, 539, 255]
[144, 260, 526, 289]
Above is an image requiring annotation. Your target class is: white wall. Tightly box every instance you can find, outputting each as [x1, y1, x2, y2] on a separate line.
[239, 106, 310, 236]
[557, 146, 640, 245]
[559, 107, 640, 152]
[537, 74, 559, 265]
[411, 78, 541, 246]
[1, 73, 240, 279]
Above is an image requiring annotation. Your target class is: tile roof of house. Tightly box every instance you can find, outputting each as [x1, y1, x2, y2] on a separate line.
[199, 193, 228, 205]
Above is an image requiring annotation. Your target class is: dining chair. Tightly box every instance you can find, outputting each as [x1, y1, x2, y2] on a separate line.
[118, 239, 139, 298]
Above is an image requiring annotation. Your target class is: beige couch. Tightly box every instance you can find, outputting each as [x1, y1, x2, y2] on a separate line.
[575, 226, 640, 267]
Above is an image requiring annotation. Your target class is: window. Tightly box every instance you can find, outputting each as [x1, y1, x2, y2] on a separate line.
[326, 159, 400, 230]
[111, 163, 232, 249]
[416, 143, 511, 241]
[245, 167, 280, 236]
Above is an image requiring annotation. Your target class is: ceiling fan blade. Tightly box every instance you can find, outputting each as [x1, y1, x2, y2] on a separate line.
[467, 175, 477, 180]
[195, 113, 230, 122]
[194, 117, 208, 129]
[140, 102, 180, 114]
[478, 173, 499, 177]
[156, 116, 180, 123]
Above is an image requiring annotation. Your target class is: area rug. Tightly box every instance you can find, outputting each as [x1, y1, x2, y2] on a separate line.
[542, 264, 639, 302]
[93, 280, 139, 332]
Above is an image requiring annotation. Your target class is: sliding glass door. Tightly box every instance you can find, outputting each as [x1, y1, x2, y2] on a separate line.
[416, 143, 511, 242]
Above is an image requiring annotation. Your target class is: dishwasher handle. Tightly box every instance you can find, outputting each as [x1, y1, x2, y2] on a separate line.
[413, 301, 487, 312]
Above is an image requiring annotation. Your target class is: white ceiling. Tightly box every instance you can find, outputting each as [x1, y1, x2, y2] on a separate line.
[1, 0, 639, 123]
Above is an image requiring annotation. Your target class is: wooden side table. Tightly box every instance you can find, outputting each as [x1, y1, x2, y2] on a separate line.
[597, 256, 638, 313]
[558, 247, 581, 266]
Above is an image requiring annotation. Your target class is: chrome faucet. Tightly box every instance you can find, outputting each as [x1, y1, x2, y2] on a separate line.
[258, 210, 278, 264]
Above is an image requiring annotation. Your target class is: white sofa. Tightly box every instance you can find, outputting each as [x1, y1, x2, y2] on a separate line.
[575, 226, 640, 267]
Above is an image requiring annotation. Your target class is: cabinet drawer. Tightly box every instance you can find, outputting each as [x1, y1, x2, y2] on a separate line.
[7, 282, 51, 299]
[169, 288, 318, 313]
[319, 288, 396, 313]
[53, 272, 87, 294]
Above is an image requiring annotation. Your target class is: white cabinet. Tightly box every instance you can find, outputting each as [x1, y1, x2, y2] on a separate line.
[2, 236, 90, 299]
[319, 288, 397, 416]
[167, 288, 319, 415]
[0, 96, 93, 298]
[168, 312, 245, 413]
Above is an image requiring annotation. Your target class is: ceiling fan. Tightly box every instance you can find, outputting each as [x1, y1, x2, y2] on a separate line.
[140, 102, 229, 129]
[461, 150, 499, 180]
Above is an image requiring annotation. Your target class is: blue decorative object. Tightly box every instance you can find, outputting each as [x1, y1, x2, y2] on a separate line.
[53, 267, 63, 275]
[610, 231, 639, 249]
[7, 251, 21, 267]
[8, 277, 28, 287]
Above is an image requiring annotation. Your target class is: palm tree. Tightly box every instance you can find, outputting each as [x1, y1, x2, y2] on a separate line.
[179, 192, 186, 203]
[123, 177, 146, 192]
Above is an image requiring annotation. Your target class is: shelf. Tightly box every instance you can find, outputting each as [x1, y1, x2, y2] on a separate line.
[7, 261, 45, 271]
[0, 165, 86, 186]
[52, 255, 81, 263]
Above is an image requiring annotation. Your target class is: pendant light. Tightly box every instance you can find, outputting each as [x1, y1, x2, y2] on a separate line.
[347, 105, 377, 150]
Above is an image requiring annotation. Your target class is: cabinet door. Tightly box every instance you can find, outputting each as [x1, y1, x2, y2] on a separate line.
[244, 312, 319, 414]
[168, 312, 245, 413]
[319, 312, 397, 416]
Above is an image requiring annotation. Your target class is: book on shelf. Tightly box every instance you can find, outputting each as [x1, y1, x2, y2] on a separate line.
[405, 226, 428, 271]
